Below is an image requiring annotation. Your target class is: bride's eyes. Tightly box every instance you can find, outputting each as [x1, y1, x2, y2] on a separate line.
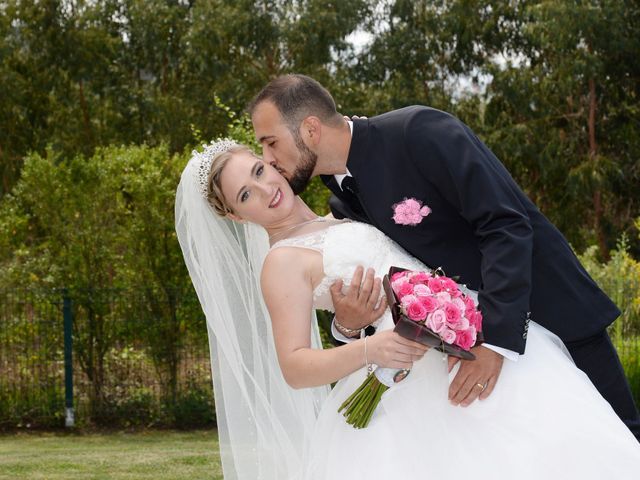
[240, 164, 265, 203]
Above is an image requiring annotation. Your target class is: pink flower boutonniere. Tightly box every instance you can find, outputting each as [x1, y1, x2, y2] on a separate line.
[392, 198, 431, 226]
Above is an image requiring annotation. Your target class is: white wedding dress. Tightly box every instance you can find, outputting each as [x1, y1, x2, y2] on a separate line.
[272, 221, 640, 480]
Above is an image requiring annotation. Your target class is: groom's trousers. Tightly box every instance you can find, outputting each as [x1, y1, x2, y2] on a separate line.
[565, 331, 640, 442]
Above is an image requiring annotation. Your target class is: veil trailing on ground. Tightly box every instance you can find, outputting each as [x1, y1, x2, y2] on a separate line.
[175, 142, 329, 479]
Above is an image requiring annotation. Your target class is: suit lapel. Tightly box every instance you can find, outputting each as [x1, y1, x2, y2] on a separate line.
[343, 119, 379, 225]
[320, 174, 370, 223]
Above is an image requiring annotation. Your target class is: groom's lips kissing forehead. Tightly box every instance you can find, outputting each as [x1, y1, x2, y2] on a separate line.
[269, 188, 283, 208]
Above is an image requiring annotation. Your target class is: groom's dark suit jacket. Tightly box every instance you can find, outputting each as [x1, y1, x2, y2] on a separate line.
[321, 106, 620, 354]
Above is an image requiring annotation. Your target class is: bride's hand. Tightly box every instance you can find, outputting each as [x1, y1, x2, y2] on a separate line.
[367, 331, 429, 370]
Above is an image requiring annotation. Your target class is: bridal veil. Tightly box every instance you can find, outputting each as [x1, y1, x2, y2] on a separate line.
[175, 143, 329, 479]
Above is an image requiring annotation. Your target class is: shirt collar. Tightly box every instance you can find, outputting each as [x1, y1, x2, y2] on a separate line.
[334, 121, 353, 189]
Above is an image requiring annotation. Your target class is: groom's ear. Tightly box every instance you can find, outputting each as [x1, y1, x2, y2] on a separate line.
[300, 116, 322, 147]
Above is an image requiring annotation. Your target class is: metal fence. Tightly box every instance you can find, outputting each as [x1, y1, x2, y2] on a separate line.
[1, 286, 639, 430]
[0, 288, 213, 429]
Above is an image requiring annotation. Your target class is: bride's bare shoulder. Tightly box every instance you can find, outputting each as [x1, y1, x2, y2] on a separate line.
[261, 247, 315, 286]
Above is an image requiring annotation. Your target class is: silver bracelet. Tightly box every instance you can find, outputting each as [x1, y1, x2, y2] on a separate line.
[364, 337, 372, 374]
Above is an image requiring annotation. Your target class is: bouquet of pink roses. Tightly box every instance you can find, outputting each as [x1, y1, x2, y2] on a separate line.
[338, 266, 484, 428]
[388, 267, 483, 354]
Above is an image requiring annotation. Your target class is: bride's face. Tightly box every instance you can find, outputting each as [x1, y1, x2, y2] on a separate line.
[219, 150, 295, 225]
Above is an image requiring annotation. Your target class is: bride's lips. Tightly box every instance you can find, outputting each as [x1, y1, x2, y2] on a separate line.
[269, 189, 283, 208]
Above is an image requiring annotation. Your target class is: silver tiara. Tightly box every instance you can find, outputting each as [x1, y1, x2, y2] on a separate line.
[192, 139, 239, 198]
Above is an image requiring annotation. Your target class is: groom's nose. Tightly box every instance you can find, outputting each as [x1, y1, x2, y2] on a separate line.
[262, 147, 275, 164]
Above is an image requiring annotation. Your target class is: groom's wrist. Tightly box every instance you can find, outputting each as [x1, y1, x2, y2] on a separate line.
[334, 318, 363, 338]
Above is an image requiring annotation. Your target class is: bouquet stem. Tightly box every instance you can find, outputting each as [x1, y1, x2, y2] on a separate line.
[338, 373, 389, 429]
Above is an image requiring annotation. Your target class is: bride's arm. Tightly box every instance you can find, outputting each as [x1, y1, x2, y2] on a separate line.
[261, 248, 427, 389]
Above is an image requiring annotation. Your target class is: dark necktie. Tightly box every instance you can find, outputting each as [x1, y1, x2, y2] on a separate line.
[341, 175, 359, 195]
[339, 176, 366, 217]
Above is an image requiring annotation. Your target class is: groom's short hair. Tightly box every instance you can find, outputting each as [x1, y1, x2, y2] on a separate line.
[248, 74, 342, 131]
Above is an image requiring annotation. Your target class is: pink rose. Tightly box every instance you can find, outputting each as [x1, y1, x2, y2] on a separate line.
[435, 291, 452, 306]
[440, 328, 457, 344]
[463, 296, 476, 311]
[391, 271, 407, 282]
[400, 294, 418, 309]
[455, 326, 477, 350]
[453, 298, 466, 311]
[420, 296, 439, 313]
[413, 283, 431, 297]
[441, 277, 459, 292]
[410, 272, 431, 285]
[470, 311, 483, 332]
[397, 282, 415, 299]
[427, 277, 444, 293]
[420, 206, 432, 216]
[406, 301, 428, 322]
[426, 309, 447, 333]
[444, 302, 462, 324]
[452, 317, 469, 331]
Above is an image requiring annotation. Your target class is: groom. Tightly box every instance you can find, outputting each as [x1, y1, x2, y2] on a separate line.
[249, 74, 640, 440]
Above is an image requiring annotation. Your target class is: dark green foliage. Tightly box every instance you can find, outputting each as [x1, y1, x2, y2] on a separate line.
[3, 0, 638, 252]
[170, 383, 216, 429]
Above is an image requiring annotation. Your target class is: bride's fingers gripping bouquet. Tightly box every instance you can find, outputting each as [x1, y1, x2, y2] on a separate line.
[366, 330, 430, 370]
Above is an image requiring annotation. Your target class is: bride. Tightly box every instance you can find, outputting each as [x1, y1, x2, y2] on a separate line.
[175, 140, 640, 479]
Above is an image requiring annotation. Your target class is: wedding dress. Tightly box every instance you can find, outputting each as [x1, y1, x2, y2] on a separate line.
[272, 220, 640, 480]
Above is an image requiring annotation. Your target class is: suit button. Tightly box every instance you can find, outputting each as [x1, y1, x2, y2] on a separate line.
[522, 332, 528, 339]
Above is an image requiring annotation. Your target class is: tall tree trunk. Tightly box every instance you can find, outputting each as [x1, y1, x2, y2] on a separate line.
[588, 77, 608, 259]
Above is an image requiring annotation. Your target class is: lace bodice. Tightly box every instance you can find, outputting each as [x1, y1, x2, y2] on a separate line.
[271, 227, 329, 253]
[270, 222, 432, 330]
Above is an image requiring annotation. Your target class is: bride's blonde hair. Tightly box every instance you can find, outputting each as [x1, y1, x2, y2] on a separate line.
[206, 144, 255, 216]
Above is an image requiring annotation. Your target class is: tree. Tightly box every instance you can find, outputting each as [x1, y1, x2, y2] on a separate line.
[481, 0, 640, 255]
[0, 0, 375, 195]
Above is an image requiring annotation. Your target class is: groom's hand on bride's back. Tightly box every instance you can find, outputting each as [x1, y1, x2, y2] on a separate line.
[331, 266, 387, 331]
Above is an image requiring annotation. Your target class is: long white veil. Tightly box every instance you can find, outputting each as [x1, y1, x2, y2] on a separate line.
[175, 146, 329, 479]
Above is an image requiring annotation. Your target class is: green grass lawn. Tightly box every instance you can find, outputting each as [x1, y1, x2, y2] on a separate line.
[0, 429, 222, 480]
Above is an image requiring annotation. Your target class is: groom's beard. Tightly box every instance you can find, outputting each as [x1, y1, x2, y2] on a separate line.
[288, 131, 318, 195]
